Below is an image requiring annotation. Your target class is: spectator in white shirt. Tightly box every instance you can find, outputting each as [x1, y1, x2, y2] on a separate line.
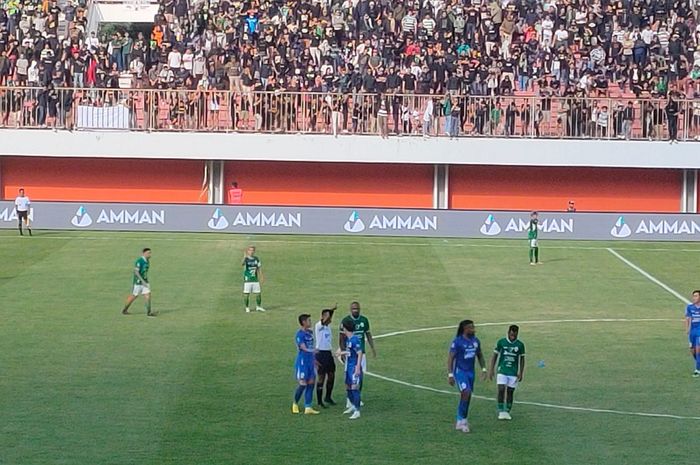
[27, 60, 39, 85]
[86, 31, 100, 51]
[193, 53, 207, 80]
[34, 14, 46, 34]
[423, 97, 434, 137]
[596, 105, 609, 137]
[554, 24, 568, 47]
[15, 56, 29, 85]
[182, 48, 194, 74]
[130, 56, 145, 78]
[168, 48, 183, 70]
[541, 16, 554, 49]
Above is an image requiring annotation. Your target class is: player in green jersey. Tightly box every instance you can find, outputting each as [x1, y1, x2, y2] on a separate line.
[528, 211, 540, 265]
[488, 325, 526, 420]
[339, 301, 376, 412]
[121, 248, 155, 317]
[242, 246, 266, 313]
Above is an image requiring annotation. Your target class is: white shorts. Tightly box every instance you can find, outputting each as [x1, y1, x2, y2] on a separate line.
[243, 282, 261, 294]
[529, 239, 538, 248]
[132, 284, 151, 296]
[496, 373, 518, 388]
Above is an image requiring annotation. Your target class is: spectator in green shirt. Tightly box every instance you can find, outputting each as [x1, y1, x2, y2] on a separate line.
[121, 32, 134, 73]
[490, 102, 503, 135]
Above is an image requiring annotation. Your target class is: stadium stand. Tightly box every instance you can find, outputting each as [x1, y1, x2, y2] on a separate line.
[1, 0, 700, 139]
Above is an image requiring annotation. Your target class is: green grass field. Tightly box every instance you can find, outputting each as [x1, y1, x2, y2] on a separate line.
[1, 230, 698, 465]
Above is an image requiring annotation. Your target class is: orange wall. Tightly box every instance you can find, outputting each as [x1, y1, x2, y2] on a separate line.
[1, 157, 207, 203]
[225, 162, 434, 208]
[450, 166, 681, 212]
[0, 158, 684, 211]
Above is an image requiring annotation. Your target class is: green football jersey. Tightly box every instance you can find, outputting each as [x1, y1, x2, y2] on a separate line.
[133, 256, 149, 285]
[494, 337, 525, 376]
[527, 219, 538, 240]
[341, 315, 370, 351]
[243, 256, 261, 282]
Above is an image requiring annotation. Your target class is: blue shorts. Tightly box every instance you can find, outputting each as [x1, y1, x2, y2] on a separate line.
[689, 331, 700, 349]
[454, 369, 475, 393]
[345, 365, 363, 386]
[295, 361, 316, 382]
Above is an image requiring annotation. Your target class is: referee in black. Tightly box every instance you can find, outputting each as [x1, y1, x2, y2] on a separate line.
[314, 305, 337, 408]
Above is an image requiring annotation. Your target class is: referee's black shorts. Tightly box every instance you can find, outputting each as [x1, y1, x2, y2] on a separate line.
[315, 350, 336, 375]
[17, 211, 28, 221]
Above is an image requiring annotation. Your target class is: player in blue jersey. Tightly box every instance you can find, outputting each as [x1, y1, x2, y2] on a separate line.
[447, 319, 487, 433]
[685, 290, 700, 377]
[338, 319, 364, 420]
[292, 314, 320, 415]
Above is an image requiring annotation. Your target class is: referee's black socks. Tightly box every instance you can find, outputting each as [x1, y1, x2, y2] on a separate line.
[18, 223, 23, 235]
[316, 384, 325, 406]
[325, 372, 335, 402]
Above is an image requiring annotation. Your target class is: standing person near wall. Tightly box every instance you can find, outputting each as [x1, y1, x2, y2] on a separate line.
[15, 188, 32, 236]
[423, 97, 434, 138]
[666, 93, 680, 144]
[228, 182, 243, 204]
[377, 100, 389, 139]
[622, 102, 635, 140]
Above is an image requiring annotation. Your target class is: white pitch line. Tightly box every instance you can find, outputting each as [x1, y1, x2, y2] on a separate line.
[607, 248, 688, 304]
[3, 233, 700, 253]
[364, 371, 700, 421]
[374, 318, 678, 339]
[367, 318, 700, 421]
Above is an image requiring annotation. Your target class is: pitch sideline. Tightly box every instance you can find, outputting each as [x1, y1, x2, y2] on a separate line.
[607, 248, 688, 303]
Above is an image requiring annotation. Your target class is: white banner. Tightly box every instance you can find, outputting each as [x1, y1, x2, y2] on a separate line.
[76, 105, 131, 129]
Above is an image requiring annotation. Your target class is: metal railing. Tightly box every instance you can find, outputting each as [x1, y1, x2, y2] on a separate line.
[0, 86, 698, 142]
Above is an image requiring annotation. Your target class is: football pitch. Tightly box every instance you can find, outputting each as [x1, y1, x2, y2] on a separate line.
[1, 230, 698, 465]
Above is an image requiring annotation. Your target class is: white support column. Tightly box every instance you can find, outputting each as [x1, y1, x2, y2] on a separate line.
[433, 164, 449, 210]
[443, 165, 450, 210]
[208, 160, 225, 205]
[207, 160, 214, 204]
[692, 170, 698, 213]
[217, 160, 225, 205]
[684, 169, 699, 213]
[433, 164, 439, 210]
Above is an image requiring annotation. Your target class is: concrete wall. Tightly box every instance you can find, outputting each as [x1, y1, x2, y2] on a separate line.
[1, 129, 699, 169]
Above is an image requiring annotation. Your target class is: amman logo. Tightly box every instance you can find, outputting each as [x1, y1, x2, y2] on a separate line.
[479, 214, 502, 236]
[344, 211, 366, 233]
[71, 206, 93, 228]
[610, 216, 632, 238]
[208, 208, 230, 230]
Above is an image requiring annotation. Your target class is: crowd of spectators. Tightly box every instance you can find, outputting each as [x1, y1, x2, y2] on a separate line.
[1, 0, 700, 139]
